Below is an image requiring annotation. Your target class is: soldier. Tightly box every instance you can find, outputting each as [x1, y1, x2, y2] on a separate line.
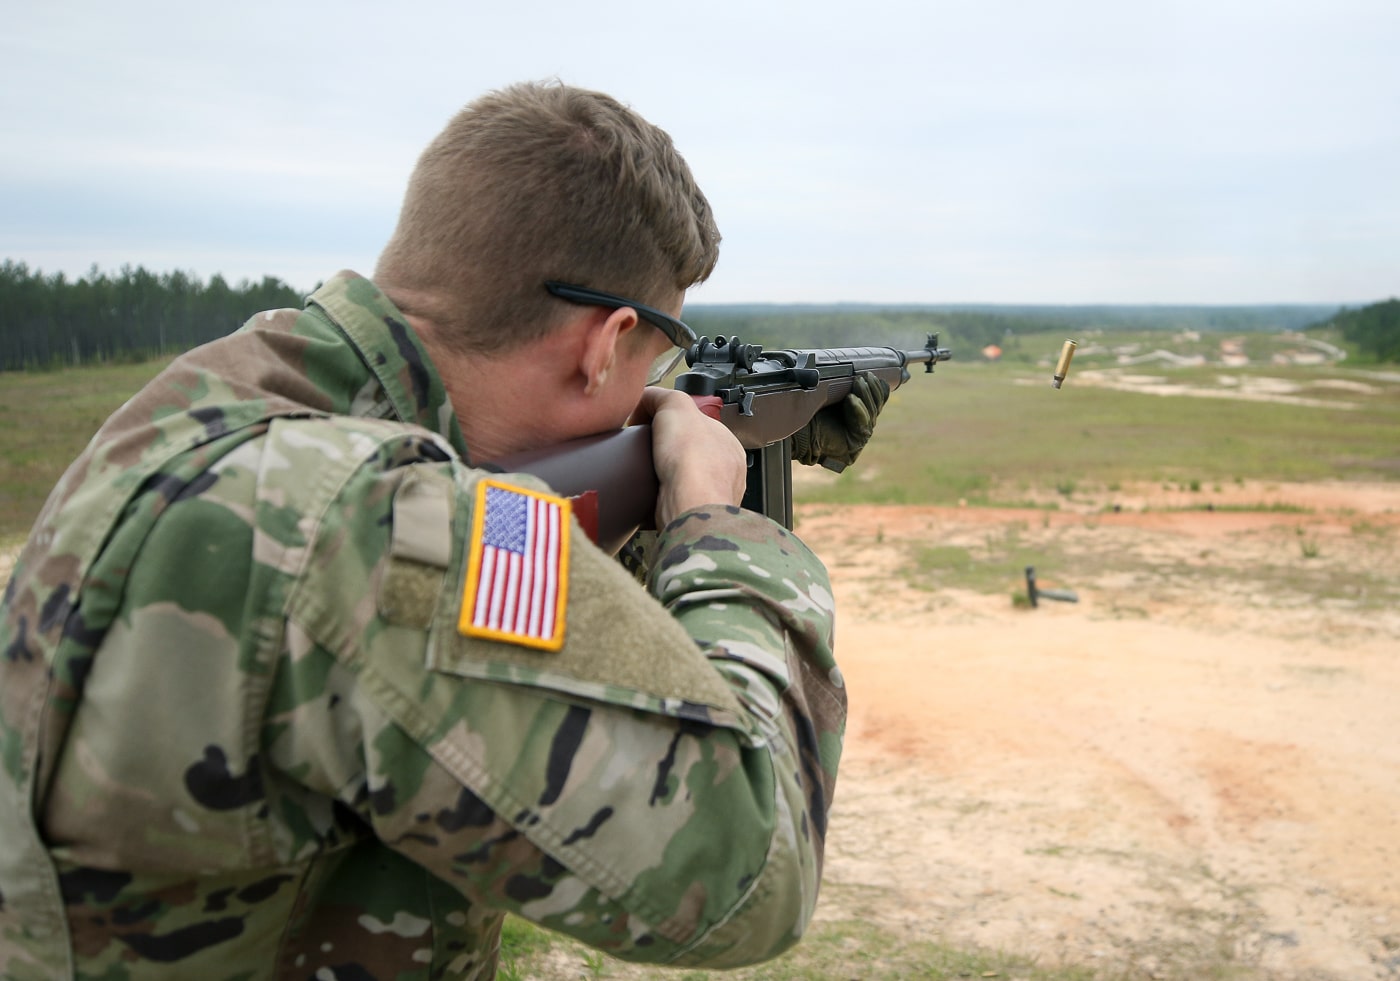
[0, 81, 874, 979]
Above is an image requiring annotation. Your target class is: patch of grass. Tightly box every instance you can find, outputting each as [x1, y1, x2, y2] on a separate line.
[499, 915, 554, 978]
[911, 544, 975, 574]
[993, 499, 1060, 511]
[5, 349, 1397, 537]
[1296, 527, 1321, 559]
[804, 464, 993, 508]
[1178, 502, 1312, 513]
[496, 910, 1287, 981]
[903, 523, 1054, 595]
[894, 511, 1399, 614]
[499, 915, 1114, 981]
[1284, 664, 1349, 681]
[1101, 546, 1398, 613]
[0, 359, 171, 537]
[580, 948, 608, 978]
[794, 358, 1400, 508]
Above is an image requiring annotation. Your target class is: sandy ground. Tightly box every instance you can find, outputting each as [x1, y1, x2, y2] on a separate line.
[3, 481, 1396, 980]
[796, 480, 1400, 980]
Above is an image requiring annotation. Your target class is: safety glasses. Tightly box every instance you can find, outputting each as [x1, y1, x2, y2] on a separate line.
[545, 281, 695, 385]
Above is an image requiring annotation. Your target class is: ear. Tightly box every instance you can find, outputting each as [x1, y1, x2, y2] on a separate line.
[579, 306, 641, 396]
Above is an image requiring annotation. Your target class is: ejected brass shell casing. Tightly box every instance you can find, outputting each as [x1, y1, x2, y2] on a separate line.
[1052, 339, 1077, 389]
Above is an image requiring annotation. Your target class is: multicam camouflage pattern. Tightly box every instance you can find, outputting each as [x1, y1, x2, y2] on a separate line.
[0, 272, 845, 979]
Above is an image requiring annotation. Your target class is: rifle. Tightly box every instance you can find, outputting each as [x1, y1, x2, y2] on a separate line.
[492, 334, 951, 553]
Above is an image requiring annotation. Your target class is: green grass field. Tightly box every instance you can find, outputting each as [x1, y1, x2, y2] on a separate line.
[801, 357, 1400, 510]
[494, 914, 1116, 981]
[3, 340, 1398, 542]
[0, 359, 170, 541]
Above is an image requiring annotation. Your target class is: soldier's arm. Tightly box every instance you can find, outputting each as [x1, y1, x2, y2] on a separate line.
[279, 445, 843, 967]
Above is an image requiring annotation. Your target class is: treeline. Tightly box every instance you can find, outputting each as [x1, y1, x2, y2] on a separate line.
[1313, 298, 1400, 362]
[0, 261, 305, 372]
[3, 257, 1368, 372]
[0, 262, 1065, 373]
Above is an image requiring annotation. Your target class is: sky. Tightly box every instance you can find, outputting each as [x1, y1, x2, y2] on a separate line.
[2, 0, 1397, 306]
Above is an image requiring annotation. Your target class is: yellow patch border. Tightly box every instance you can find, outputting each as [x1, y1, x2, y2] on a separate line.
[458, 478, 571, 651]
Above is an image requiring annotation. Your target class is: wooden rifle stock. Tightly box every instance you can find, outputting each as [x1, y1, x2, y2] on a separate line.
[490, 425, 658, 556]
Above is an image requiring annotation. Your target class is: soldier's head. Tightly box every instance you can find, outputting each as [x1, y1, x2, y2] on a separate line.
[374, 80, 720, 358]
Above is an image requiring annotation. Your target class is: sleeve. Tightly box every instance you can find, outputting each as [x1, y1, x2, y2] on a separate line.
[277, 453, 845, 968]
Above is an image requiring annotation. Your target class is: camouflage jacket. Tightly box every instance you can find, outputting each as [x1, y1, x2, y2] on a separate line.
[0, 272, 845, 980]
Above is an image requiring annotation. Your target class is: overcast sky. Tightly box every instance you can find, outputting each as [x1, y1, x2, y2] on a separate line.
[3, 0, 1397, 305]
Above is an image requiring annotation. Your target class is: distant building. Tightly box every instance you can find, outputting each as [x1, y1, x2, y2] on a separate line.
[1274, 351, 1328, 366]
[1219, 337, 1248, 366]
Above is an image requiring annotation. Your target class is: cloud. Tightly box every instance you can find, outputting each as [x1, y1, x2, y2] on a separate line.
[2, 0, 1397, 302]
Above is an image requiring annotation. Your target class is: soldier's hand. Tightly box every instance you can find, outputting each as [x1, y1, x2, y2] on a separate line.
[635, 387, 746, 528]
[790, 370, 890, 470]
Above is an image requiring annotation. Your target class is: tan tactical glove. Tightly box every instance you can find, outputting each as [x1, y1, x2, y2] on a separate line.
[790, 370, 891, 471]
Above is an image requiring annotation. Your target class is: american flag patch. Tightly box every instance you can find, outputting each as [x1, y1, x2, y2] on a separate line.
[459, 480, 571, 650]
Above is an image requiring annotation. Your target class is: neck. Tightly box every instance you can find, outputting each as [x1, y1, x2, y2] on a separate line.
[412, 320, 583, 463]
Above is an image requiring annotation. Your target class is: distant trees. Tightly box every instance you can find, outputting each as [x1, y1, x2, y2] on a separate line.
[3, 258, 1372, 371]
[1317, 299, 1400, 363]
[0, 261, 305, 372]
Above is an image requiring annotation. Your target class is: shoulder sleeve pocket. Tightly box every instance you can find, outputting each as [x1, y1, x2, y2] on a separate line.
[427, 472, 750, 733]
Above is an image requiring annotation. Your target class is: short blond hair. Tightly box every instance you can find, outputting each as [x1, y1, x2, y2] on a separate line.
[374, 80, 720, 352]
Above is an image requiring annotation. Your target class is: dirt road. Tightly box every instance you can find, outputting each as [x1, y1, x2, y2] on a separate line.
[798, 482, 1400, 980]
